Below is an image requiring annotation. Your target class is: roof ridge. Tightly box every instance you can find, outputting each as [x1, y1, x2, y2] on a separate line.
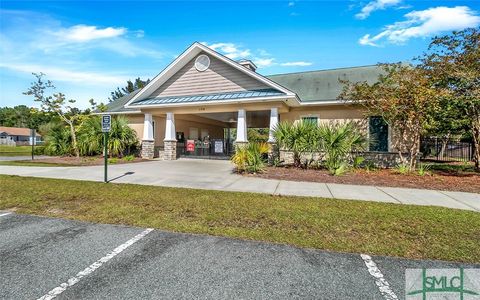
[266, 64, 380, 77]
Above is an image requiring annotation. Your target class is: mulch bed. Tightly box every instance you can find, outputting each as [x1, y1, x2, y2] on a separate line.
[31, 156, 148, 166]
[252, 166, 480, 193]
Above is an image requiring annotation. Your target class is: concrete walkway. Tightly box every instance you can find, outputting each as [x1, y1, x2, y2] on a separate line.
[1, 159, 479, 212]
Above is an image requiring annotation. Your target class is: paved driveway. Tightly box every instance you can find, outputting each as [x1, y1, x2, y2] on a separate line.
[1, 212, 478, 299]
[0, 159, 479, 212]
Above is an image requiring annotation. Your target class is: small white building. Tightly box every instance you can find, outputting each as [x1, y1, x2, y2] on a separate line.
[0, 127, 42, 146]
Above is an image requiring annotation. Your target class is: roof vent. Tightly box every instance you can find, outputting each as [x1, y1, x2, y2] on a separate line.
[237, 59, 257, 72]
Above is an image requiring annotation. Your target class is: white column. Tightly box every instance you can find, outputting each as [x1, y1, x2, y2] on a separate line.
[164, 112, 176, 141]
[142, 113, 154, 140]
[235, 109, 248, 143]
[268, 107, 279, 143]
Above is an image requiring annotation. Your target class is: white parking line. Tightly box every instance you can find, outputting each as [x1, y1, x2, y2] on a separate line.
[0, 212, 12, 217]
[37, 228, 154, 300]
[360, 254, 399, 300]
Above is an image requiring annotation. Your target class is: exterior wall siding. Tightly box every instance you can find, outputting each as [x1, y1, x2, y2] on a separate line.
[150, 52, 269, 98]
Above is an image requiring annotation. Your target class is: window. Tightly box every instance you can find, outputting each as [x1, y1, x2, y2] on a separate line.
[302, 116, 318, 125]
[369, 116, 388, 152]
[152, 121, 155, 138]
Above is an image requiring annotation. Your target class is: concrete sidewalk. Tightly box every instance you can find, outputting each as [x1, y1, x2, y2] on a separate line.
[1, 159, 479, 212]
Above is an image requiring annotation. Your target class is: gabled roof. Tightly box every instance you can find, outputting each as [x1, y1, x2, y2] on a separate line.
[267, 65, 383, 103]
[0, 126, 41, 136]
[124, 42, 297, 108]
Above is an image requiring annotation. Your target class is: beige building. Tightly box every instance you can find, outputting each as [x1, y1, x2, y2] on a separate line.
[104, 42, 389, 160]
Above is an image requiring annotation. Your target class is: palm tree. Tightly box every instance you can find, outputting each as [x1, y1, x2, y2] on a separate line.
[77, 116, 138, 157]
[318, 121, 367, 175]
[273, 120, 320, 167]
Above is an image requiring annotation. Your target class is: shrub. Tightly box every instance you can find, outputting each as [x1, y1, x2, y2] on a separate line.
[123, 154, 135, 161]
[318, 122, 367, 175]
[108, 157, 118, 164]
[417, 163, 431, 176]
[231, 142, 269, 173]
[394, 163, 410, 174]
[33, 146, 45, 155]
[273, 120, 319, 168]
[41, 122, 73, 156]
[77, 116, 138, 157]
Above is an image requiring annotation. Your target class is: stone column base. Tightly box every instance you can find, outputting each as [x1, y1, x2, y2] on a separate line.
[234, 141, 248, 150]
[267, 142, 278, 165]
[141, 140, 155, 159]
[163, 140, 177, 160]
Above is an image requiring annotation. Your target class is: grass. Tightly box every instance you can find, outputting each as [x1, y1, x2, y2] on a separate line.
[0, 160, 70, 167]
[0, 145, 33, 156]
[1, 175, 479, 263]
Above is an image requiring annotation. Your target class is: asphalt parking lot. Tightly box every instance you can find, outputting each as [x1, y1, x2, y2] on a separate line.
[1, 212, 478, 300]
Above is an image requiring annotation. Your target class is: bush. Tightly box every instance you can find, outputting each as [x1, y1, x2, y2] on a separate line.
[231, 142, 269, 173]
[318, 122, 367, 175]
[272, 120, 367, 175]
[123, 154, 135, 161]
[41, 122, 73, 156]
[273, 120, 319, 168]
[33, 146, 45, 155]
[417, 163, 431, 176]
[77, 116, 138, 157]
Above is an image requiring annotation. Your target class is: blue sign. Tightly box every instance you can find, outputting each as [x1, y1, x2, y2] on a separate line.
[102, 115, 111, 132]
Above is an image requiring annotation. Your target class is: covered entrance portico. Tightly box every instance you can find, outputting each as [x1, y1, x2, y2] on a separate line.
[139, 104, 282, 160]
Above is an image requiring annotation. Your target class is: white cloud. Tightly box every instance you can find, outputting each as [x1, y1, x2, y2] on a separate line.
[359, 6, 480, 46]
[202, 41, 312, 69]
[288, 1, 295, 7]
[202, 42, 251, 59]
[253, 58, 275, 67]
[55, 25, 127, 42]
[0, 62, 127, 85]
[280, 61, 312, 67]
[356, 0, 402, 19]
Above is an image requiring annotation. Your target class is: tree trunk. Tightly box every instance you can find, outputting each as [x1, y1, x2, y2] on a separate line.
[439, 134, 450, 159]
[473, 122, 480, 172]
[68, 121, 79, 158]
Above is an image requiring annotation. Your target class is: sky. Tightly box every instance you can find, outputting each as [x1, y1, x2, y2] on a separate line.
[1, 0, 479, 109]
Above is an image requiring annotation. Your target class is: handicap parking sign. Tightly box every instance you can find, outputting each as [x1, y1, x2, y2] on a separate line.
[102, 115, 111, 132]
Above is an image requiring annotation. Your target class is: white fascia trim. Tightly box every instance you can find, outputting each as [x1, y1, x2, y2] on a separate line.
[93, 110, 142, 115]
[129, 95, 298, 109]
[124, 42, 297, 108]
[298, 100, 353, 106]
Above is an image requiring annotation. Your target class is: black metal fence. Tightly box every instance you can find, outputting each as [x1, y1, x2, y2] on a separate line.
[420, 137, 474, 162]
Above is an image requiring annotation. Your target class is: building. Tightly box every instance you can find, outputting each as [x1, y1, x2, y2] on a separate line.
[0, 126, 42, 146]
[103, 42, 392, 161]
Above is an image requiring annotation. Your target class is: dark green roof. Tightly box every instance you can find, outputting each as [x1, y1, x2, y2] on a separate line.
[267, 65, 382, 102]
[103, 89, 142, 113]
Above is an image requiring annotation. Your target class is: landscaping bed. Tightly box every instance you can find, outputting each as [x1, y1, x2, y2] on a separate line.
[0, 156, 147, 167]
[253, 162, 480, 193]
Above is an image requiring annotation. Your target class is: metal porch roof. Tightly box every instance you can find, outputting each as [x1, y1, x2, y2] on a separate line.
[130, 89, 285, 106]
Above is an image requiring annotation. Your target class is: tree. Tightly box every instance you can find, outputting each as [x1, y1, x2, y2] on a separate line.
[0, 105, 55, 129]
[339, 63, 440, 170]
[419, 28, 480, 171]
[23, 73, 81, 157]
[109, 78, 150, 102]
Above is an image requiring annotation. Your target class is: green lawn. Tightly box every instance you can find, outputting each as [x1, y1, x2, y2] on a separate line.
[0, 145, 33, 156]
[0, 161, 69, 167]
[1, 175, 479, 263]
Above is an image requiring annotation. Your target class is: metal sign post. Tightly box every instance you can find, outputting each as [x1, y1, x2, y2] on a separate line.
[102, 115, 112, 183]
[30, 129, 35, 160]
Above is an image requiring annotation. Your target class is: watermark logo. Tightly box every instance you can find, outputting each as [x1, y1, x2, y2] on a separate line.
[406, 268, 480, 299]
